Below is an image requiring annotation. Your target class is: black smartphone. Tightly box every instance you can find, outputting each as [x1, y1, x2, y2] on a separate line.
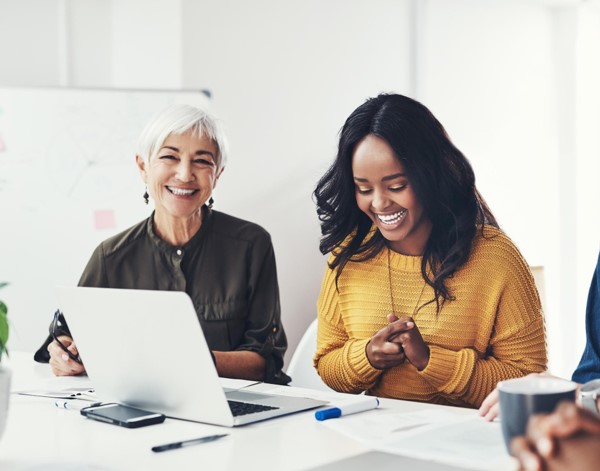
[81, 403, 166, 428]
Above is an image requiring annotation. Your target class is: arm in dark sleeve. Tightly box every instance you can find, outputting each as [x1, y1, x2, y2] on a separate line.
[33, 244, 108, 363]
[573, 252, 600, 383]
[237, 231, 290, 385]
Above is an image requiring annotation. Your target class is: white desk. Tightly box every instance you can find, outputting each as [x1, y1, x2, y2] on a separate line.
[0, 352, 516, 471]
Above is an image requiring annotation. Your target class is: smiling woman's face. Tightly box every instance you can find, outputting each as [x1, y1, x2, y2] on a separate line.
[352, 134, 432, 256]
[137, 130, 221, 221]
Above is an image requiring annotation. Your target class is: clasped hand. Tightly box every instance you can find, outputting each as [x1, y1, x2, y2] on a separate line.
[366, 314, 430, 371]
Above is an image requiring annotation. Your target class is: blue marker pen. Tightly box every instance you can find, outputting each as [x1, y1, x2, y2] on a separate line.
[315, 397, 380, 421]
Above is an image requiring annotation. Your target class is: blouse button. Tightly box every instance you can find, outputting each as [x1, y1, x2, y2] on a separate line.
[176, 249, 182, 256]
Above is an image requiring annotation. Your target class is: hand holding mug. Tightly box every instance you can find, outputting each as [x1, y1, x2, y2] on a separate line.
[498, 376, 577, 454]
[511, 401, 600, 471]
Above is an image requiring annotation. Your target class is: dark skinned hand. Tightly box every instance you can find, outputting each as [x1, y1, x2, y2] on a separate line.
[366, 314, 430, 371]
[386, 314, 430, 371]
[365, 315, 408, 370]
[511, 401, 600, 471]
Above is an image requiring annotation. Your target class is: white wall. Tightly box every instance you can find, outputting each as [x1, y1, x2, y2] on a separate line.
[67, 0, 112, 86]
[0, 0, 62, 85]
[410, 0, 600, 379]
[110, 0, 183, 88]
[0, 0, 598, 377]
[180, 0, 414, 364]
[574, 1, 600, 352]
[417, 0, 570, 373]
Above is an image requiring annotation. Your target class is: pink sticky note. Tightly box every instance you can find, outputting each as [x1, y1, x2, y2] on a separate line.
[94, 209, 116, 230]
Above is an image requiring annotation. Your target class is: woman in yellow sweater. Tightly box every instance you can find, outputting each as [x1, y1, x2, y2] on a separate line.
[313, 93, 547, 408]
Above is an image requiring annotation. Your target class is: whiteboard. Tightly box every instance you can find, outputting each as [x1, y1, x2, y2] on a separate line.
[0, 86, 211, 351]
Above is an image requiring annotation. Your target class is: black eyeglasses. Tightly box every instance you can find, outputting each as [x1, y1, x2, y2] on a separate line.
[52, 310, 82, 364]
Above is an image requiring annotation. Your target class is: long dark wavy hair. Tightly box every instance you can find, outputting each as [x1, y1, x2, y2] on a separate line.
[314, 93, 498, 311]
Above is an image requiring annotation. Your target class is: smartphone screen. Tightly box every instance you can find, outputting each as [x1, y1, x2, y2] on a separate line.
[81, 403, 165, 428]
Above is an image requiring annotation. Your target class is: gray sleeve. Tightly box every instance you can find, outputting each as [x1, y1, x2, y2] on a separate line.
[238, 231, 290, 385]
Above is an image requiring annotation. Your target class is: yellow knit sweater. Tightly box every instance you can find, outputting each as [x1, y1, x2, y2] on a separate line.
[314, 226, 547, 408]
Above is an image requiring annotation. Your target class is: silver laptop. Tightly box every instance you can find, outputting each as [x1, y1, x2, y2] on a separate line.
[55, 286, 326, 427]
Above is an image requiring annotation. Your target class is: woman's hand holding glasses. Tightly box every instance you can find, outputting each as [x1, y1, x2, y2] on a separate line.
[48, 310, 85, 376]
[47, 335, 85, 376]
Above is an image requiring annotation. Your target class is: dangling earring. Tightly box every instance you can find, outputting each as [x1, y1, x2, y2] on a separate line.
[143, 188, 149, 205]
[207, 197, 214, 209]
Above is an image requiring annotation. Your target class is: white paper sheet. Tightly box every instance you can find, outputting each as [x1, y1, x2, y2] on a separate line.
[322, 408, 517, 471]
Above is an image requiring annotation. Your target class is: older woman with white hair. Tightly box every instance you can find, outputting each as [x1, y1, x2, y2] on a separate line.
[35, 104, 290, 385]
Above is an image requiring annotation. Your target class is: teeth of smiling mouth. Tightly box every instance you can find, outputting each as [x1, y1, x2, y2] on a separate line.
[377, 210, 406, 225]
[168, 187, 196, 196]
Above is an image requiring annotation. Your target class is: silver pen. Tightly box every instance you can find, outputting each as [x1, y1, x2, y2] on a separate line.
[152, 434, 229, 452]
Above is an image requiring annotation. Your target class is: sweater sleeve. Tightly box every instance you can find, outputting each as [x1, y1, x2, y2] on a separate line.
[417, 253, 548, 408]
[314, 262, 383, 393]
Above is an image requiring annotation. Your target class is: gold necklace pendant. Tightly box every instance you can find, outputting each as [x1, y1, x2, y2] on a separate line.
[387, 247, 427, 319]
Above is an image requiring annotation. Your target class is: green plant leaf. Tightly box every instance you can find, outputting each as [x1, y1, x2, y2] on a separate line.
[0, 301, 8, 359]
[0, 282, 8, 289]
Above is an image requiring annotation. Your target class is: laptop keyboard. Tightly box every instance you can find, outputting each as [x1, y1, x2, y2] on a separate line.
[228, 400, 280, 417]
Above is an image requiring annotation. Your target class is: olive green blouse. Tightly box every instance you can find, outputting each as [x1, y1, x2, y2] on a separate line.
[35, 208, 290, 385]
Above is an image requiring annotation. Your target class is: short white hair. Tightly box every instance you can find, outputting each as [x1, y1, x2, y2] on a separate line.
[137, 104, 228, 171]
